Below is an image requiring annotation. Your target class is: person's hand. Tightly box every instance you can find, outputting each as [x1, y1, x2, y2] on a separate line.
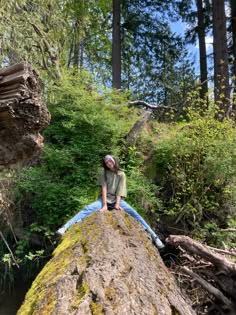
[99, 205, 108, 212]
[114, 204, 123, 211]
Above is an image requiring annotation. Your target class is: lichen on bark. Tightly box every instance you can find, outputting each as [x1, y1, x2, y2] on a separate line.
[17, 211, 196, 315]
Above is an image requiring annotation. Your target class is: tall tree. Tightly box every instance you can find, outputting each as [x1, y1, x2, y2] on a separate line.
[0, 0, 196, 104]
[176, 0, 211, 106]
[212, 0, 230, 117]
[121, 0, 196, 104]
[196, 0, 208, 103]
[230, 0, 236, 77]
[230, 0, 236, 105]
[112, 0, 121, 89]
[0, 0, 66, 78]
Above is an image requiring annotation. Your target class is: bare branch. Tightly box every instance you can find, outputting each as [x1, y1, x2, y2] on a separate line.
[220, 228, 236, 233]
[182, 266, 232, 306]
[128, 100, 176, 110]
[167, 235, 236, 274]
[0, 231, 19, 268]
[208, 246, 236, 257]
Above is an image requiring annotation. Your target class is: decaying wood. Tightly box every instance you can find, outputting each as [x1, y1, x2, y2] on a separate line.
[182, 266, 235, 314]
[126, 110, 151, 147]
[209, 246, 236, 257]
[128, 100, 179, 121]
[220, 228, 236, 233]
[18, 212, 196, 315]
[0, 63, 50, 168]
[167, 235, 236, 315]
[167, 235, 236, 274]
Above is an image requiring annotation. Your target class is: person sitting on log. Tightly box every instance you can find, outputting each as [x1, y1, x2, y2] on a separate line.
[56, 154, 165, 252]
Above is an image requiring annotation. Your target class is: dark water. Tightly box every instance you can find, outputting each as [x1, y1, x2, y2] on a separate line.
[0, 282, 30, 315]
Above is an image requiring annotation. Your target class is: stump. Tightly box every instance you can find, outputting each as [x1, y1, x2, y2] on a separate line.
[0, 63, 50, 168]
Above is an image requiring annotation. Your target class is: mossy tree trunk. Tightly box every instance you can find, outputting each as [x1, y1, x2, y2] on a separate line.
[17, 211, 196, 315]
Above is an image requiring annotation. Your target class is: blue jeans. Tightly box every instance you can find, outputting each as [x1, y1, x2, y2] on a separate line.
[59, 199, 164, 248]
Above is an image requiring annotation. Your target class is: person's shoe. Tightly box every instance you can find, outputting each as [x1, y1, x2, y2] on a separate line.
[152, 235, 165, 249]
[159, 246, 167, 258]
[56, 227, 66, 236]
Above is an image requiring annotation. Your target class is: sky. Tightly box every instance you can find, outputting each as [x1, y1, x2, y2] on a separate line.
[171, 20, 214, 77]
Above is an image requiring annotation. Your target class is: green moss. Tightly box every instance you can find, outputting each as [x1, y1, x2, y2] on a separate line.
[123, 212, 135, 231]
[152, 305, 159, 315]
[17, 225, 82, 315]
[105, 287, 116, 301]
[105, 211, 134, 235]
[104, 211, 120, 231]
[70, 280, 89, 310]
[142, 234, 156, 258]
[90, 301, 105, 315]
[36, 288, 56, 315]
[53, 224, 81, 256]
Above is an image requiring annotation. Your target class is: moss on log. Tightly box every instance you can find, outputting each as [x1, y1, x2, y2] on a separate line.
[17, 211, 196, 315]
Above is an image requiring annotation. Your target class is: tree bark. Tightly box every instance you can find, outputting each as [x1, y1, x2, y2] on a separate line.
[212, 0, 230, 119]
[112, 0, 121, 89]
[17, 212, 196, 315]
[0, 63, 50, 168]
[196, 0, 208, 105]
[167, 235, 236, 314]
[126, 110, 151, 147]
[230, 0, 236, 108]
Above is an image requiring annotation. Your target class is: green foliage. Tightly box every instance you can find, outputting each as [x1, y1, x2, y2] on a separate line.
[152, 114, 236, 244]
[13, 72, 137, 228]
[0, 72, 138, 282]
[127, 168, 162, 218]
[122, 0, 196, 103]
[120, 145, 162, 219]
[0, 0, 196, 103]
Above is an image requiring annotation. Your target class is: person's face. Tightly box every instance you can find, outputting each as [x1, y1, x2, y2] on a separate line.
[105, 159, 115, 170]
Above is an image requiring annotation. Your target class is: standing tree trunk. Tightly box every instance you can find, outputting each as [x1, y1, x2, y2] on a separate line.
[73, 24, 80, 68]
[230, 0, 236, 79]
[79, 39, 84, 69]
[196, 0, 208, 106]
[212, 0, 230, 119]
[112, 0, 121, 89]
[230, 0, 236, 109]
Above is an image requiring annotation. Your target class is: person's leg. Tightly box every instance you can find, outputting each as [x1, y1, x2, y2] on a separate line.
[57, 199, 103, 235]
[120, 200, 164, 249]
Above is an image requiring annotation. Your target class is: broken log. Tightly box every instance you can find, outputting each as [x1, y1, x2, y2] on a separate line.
[126, 110, 151, 147]
[17, 212, 196, 315]
[0, 63, 50, 169]
[167, 235, 236, 315]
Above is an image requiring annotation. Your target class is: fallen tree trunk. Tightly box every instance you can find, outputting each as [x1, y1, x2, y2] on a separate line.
[0, 63, 50, 169]
[167, 235, 236, 315]
[126, 110, 151, 147]
[17, 212, 196, 315]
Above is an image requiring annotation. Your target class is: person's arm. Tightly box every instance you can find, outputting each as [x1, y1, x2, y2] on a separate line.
[99, 185, 108, 212]
[114, 172, 126, 210]
[115, 195, 123, 211]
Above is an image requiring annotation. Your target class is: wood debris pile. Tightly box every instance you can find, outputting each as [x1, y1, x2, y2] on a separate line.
[167, 235, 236, 315]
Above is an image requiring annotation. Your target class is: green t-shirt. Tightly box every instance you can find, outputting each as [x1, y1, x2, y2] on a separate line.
[97, 168, 127, 203]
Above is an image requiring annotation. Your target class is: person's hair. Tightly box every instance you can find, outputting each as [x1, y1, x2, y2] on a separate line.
[102, 155, 120, 174]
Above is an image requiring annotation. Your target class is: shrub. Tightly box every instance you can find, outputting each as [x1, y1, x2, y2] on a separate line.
[152, 116, 236, 244]
[13, 72, 137, 229]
